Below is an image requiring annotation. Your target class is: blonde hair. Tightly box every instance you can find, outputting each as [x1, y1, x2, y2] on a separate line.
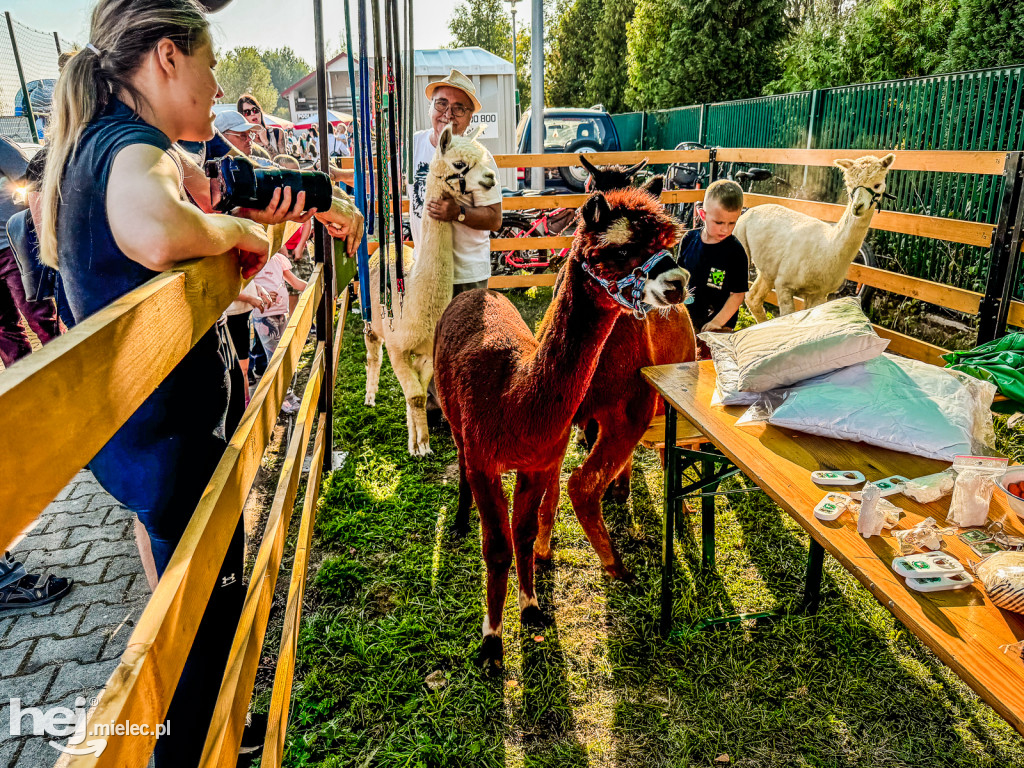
[704, 179, 744, 212]
[274, 154, 300, 169]
[39, 0, 208, 267]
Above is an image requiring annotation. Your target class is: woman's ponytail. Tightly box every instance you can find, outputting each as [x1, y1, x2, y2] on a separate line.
[37, 0, 208, 268]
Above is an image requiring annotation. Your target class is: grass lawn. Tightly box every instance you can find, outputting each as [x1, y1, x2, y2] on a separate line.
[274, 287, 1024, 768]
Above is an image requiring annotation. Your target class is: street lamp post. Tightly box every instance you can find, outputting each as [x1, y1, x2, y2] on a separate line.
[505, 0, 520, 121]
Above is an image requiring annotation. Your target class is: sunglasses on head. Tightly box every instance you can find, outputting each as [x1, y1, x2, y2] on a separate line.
[241, 106, 261, 116]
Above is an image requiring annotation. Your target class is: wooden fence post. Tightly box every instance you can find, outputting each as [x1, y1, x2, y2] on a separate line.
[978, 152, 1024, 343]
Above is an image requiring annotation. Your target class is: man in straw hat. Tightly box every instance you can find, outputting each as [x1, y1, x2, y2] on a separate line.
[409, 68, 502, 294]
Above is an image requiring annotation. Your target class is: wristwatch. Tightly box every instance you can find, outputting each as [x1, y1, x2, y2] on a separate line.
[457, 205, 466, 222]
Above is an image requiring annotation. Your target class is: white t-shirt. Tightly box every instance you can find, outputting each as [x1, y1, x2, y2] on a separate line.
[252, 253, 293, 318]
[407, 129, 501, 284]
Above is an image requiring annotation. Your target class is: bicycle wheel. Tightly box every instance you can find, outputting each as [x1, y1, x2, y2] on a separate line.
[491, 215, 544, 276]
[831, 241, 877, 311]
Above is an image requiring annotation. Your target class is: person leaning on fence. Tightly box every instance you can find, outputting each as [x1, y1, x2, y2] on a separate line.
[677, 179, 748, 356]
[37, 1, 361, 765]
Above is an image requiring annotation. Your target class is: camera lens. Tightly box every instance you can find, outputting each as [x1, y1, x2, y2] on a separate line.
[206, 157, 334, 213]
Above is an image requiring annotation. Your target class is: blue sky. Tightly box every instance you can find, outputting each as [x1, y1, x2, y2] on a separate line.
[2, 0, 512, 69]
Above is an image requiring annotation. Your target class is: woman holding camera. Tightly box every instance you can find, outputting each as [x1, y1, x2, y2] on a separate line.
[36, 1, 363, 764]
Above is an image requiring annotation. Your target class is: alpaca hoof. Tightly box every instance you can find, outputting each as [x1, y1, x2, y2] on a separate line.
[605, 563, 634, 583]
[475, 635, 504, 675]
[520, 605, 550, 629]
[364, 393, 376, 407]
[604, 481, 630, 506]
[534, 545, 553, 562]
[409, 441, 432, 458]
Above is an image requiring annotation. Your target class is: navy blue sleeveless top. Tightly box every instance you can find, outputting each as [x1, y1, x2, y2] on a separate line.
[57, 99, 170, 320]
[56, 98, 229, 508]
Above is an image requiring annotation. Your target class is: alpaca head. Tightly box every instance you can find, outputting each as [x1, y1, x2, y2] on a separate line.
[574, 188, 690, 314]
[580, 155, 664, 196]
[835, 153, 896, 217]
[430, 125, 497, 198]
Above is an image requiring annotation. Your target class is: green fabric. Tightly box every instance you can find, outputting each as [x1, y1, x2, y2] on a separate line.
[943, 332, 1024, 404]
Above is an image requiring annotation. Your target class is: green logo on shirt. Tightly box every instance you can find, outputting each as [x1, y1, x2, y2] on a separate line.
[707, 268, 726, 288]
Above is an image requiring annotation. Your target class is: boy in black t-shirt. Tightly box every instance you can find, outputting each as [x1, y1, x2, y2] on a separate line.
[677, 179, 748, 333]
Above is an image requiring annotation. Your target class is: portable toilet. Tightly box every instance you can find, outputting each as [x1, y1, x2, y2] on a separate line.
[414, 47, 516, 188]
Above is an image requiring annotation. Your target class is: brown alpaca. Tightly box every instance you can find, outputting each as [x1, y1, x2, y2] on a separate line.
[434, 189, 688, 671]
[533, 167, 696, 580]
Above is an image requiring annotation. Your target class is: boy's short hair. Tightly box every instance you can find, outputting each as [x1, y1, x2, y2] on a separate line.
[274, 154, 299, 169]
[250, 144, 272, 160]
[704, 179, 744, 212]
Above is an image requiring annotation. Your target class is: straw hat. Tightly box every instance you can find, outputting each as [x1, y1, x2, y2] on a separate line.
[424, 69, 482, 113]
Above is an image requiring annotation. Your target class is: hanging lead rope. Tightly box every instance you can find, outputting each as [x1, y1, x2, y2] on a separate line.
[370, 0, 393, 321]
[345, 0, 372, 324]
[385, 0, 405, 299]
[404, 0, 414, 186]
[357, 0, 374, 240]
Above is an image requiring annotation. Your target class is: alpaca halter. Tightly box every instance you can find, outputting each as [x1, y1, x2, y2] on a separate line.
[851, 185, 896, 211]
[581, 249, 675, 320]
[443, 164, 472, 196]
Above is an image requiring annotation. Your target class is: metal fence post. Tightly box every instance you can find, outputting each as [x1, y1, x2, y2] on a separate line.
[978, 152, 1024, 343]
[5, 13, 38, 143]
[708, 147, 718, 184]
[312, 0, 334, 470]
[698, 103, 708, 146]
[802, 89, 822, 188]
[53, 31, 61, 55]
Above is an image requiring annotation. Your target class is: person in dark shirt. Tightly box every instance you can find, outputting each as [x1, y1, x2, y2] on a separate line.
[678, 179, 747, 334]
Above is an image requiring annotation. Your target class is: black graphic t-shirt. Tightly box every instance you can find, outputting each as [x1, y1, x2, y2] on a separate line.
[677, 228, 749, 329]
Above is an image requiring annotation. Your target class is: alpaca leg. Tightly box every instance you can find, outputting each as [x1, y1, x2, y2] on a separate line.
[408, 348, 434, 456]
[512, 469, 556, 627]
[388, 348, 430, 457]
[607, 452, 633, 505]
[567, 429, 637, 580]
[466, 468, 513, 672]
[534, 470, 561, 561]
[363, 327, 384, 406]
[453, 448, 474, 537]
[776, 286, 797, 316]
[746, 272, 771, 323]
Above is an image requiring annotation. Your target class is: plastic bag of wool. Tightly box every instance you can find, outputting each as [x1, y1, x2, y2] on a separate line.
[735, 354, 997, 462]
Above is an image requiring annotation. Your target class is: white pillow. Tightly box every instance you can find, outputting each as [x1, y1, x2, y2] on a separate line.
[699, 331, 759, 406]
[731, 297, 889, 392]
[737, 354, 996, 461]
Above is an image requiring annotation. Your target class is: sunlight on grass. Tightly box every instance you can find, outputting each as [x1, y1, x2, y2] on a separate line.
[431, 504, 447, 593]
[353, 452, 401, 502]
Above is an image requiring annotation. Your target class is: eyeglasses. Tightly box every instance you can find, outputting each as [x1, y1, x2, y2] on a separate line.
[241, 106, 261, 116]
[432, 99, 470, 118]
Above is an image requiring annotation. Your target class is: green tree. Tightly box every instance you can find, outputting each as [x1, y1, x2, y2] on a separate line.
[546, 0, 601, 107]
[589, 0, 637, 112]
[216, 46, 279, 112]
[448, 0, 513, 59]
[260, 47, 310, 115]
[943, 0, 1024, 71]
[627, 0, 788, 109]
[844, 0, 958, 83]
[765, 6, 851, 93]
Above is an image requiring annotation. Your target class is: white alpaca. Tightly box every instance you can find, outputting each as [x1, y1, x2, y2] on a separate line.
[363, 125, 495, 456]
[737, 153, 895, 320]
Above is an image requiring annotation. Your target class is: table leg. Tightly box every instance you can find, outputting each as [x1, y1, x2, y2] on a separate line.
[660, 401, 678, 638]
[797, 538, 825, 615]
[701, 457, 715, 572]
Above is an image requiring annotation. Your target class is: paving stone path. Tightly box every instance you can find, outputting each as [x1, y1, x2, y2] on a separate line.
[1, 470, 151, 768]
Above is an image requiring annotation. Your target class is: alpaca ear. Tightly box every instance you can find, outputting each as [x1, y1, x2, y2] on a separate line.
[642, 174, 664, 198]
[625, 159, 648, 176]
[580, 192, 611, 230]
[834, 159, 854, 170]
[880, 153, 896, 168]
[579, 154, 600, 176]
[465, 125, 483, 141]
[439, 125, 454, 155]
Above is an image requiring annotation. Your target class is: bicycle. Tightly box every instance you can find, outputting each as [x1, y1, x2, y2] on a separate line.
[490, 200, 576, 275]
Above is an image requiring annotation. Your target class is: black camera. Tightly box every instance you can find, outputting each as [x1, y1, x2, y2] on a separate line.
[205, 156, 334, 214]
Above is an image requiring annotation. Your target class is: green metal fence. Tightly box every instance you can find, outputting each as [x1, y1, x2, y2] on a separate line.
[642, 105, 702, 151]
[620, 65, 1024, 296]
[612, 111, 644, 152]
[705, 91, 812, 149]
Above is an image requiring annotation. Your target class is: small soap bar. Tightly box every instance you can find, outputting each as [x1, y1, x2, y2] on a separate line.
[892, 552, 965, 578]
[814, 493, 851, 521]
[811, 470, 865, 487]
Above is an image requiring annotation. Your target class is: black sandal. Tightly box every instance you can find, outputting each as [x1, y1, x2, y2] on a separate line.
[0, 573, 73, 612]
[0, 551, 28, 591]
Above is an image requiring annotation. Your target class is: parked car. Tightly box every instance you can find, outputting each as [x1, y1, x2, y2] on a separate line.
[514, 107, 621, 191]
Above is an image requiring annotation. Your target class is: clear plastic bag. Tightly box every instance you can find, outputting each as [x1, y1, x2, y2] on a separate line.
[901, 470, 956, 504]
[892, 517, 956, 554]
[973, 551, 1024, 613]
[948, 456, 1007, 528]
[857, 483, 902, 538]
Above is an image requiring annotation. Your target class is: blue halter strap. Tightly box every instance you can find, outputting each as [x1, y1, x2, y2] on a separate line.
[580, 249, 675, 320]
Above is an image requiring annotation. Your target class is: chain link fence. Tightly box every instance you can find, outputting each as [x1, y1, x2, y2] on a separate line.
[0, 14, 74, 143]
